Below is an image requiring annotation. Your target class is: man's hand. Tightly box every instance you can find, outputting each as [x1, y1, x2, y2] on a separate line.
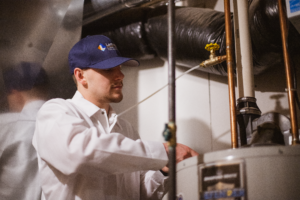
[161, 143, 199, 174]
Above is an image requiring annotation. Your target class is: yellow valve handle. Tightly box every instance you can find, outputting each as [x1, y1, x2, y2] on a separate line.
[205, 43, 220, 51]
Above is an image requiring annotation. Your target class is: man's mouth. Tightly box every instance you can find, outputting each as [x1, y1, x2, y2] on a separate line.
[112, 83, 123, 89]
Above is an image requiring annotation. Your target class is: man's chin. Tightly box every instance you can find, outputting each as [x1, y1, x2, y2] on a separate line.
[109, 95, 123, 103]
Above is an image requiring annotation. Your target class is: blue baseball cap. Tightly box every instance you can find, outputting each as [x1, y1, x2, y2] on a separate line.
[68, 35, 139, 74]
[3, 62, 49, 93]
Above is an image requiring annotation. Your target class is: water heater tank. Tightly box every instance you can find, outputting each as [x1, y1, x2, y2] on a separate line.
[177, 145, 300, 199]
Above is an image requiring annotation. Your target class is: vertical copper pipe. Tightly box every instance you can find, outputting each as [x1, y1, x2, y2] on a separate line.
[224, 0, 238, 148]
[278, 0, 300, 145]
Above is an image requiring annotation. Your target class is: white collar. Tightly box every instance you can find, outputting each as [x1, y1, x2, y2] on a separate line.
[71, 91, 101, 118]
[71, 91, 119, 128]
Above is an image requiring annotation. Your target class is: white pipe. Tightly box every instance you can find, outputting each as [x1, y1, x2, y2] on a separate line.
[233, 0, 255, 98]
[233, 0, 243, 98]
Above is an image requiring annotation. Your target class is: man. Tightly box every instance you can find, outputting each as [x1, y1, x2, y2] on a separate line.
[0, 62, 49, 200]
[32, 35, 198, 200]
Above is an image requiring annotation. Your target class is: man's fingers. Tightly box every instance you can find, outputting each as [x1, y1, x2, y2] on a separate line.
[175, 143, 199, 163]
[163, 142, 199, 164]
[161, 166, 169, 173]
[190, 149, 199, 156]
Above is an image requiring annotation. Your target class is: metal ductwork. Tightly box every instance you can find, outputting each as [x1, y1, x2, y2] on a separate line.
[83, 0, 153, 26]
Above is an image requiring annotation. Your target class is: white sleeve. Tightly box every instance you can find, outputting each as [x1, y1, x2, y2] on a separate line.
[32, 99, 168, 177]
[140, 170, 169, 200]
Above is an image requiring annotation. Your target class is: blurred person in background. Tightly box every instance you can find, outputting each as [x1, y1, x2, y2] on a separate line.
[0, 62, 49, 200]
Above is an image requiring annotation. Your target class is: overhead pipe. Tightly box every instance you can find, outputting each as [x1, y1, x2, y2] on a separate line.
[224, 0, 238, 149]
[277, 0, 300, 145]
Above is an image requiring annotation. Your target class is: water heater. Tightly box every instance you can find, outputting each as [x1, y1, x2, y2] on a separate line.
[177, 145, 300, 199]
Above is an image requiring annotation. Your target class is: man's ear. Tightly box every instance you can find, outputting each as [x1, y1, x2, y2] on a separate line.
[74, 68, 87, 86]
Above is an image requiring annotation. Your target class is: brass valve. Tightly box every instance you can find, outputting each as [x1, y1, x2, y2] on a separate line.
[205, 43, 220, 52]
[200, 43, 226, 68]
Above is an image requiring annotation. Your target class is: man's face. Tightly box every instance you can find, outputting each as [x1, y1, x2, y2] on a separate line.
[84, 65, 124, 105]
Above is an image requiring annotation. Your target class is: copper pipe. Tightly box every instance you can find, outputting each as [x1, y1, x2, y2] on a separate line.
[224, 0, 238, 149]
[278, 0, 300, 145]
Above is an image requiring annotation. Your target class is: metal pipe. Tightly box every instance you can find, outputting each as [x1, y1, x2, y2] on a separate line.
[224, 0, 238, 149]
[277, 0, 300, 145]
[168, 0, 175, 123]
[232, 0, 243, 98]
[234, 0, 255, 98]
[167, 0, 177, 199]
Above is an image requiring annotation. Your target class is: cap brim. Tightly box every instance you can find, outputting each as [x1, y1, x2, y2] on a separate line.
[89, 56, 139, 70]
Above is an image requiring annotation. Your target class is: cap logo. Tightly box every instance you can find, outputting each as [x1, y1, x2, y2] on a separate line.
[98, 43, 106, 51]
[105, 43, 118, 51]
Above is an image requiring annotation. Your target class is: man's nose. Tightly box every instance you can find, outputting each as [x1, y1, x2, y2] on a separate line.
[115, 68, 124, 80]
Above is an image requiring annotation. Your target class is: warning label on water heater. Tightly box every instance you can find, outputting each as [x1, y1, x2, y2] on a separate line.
[199, 160, 246, 200]
[290, 0, 300, 13]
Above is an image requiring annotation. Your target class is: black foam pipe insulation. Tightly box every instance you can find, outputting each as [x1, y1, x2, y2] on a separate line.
[82, 0, 300, 76]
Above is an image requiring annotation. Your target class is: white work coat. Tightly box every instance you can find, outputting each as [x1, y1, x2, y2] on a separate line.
[0, 100, 45, 200]
[32, 91, 169, 200]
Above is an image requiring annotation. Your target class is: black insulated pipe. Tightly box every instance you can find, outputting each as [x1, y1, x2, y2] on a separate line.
[82, 0, 300, 77]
